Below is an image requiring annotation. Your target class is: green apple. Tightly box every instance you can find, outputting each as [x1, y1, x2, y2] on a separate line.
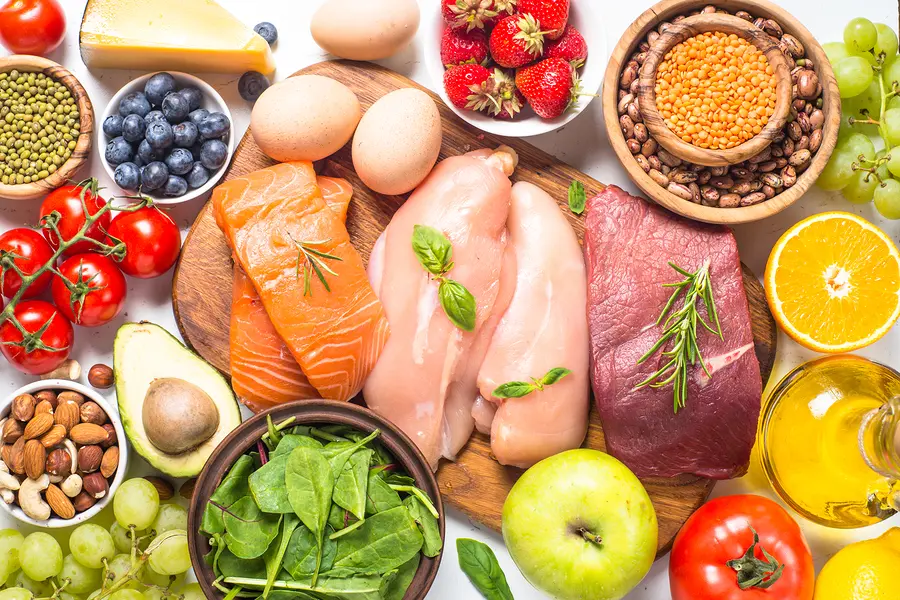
[502, 449, 658, 600]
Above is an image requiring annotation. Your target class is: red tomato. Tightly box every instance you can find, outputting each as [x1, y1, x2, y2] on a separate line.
[0, 0, 66, 56]
[51, 254, 126, 327]
[670, 495, 814, 600]
[0, 228, 54, 299]
[0, 299, 73, 375]
[39, 180, 110, 256]
[106, 207, 181, 279]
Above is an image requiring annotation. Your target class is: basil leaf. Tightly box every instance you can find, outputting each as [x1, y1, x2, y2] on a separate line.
[285, 447, 335, 584]
[568, 180, 586, 215]
[439, 278, 476, 332]
[383, 554, 420, 600]
[263, 514, 300, 599]
[332, 506, 423, 574]
[365, 471, 402, 515]
[333, 449, 373, 521]
[457, 538, 514, 600]
[202, 455, 255, 535]
[403, 496, 442, 557]
[412, 224, 453, 276]
[222, 497, 281, 559]
[541, 367, 572, 386]
[492, 381, 536, 399]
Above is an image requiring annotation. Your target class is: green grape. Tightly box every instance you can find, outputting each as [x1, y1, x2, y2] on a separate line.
[824, 41, 852, 64]
[106, 554, 143, 592]
[818, 149, 857, 191]
[175, 584, 204, 600]
[834, 56, 874, 98]
[151, 505, 187, 536]
[110, 591, 144, 600]
[845, 17, 878, 53]
[843, 169, 879, 203]
[114, 479, 160, 531]
[0, 530, 25, 583]
[842, 132, 877, 162]
[874, 177, 900, 218]
[58, 593, 84, 600]
[140, 567, 183, 590]
[69, 524, 116, 570]
[875, 23, 899, 58]
[875, 149, 892, 180]
[851, 79, 882, 117]
[0, 589, 32, 600]
[883, 59, 900, 92]
[14, 572, 54, 597]
[147, 531, 190, 577]
[57, 554, 102, 595]
[20, 533, 63, 581]
[110, 522, 133, 554]
[886, 150, 900, 177]
[884, 108, 900, 146]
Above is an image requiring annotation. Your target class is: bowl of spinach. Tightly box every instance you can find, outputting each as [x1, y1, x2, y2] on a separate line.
[187, 399, 445, 600]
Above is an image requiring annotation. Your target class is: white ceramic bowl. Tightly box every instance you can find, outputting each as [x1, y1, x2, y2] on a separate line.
[0, 380, 128, 528]
[424, 1, 606, 137]
[100, 71, 235, 205]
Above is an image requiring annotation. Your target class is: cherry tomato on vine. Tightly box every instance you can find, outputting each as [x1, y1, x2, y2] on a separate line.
[51, 254, 126, 328]
[0, 0, 66, 56]
[0, 299, 73, 375]
[0, 228, 54, 299]
[106, 207, 181, 279]
[39, 179, 110, 256]
[670, 495, 814, 600]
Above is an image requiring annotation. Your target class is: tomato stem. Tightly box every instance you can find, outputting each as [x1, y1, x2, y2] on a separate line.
[725, 526, 785, 590]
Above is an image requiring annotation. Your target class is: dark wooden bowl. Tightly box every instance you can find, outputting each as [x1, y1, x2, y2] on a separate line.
[187, 399, 445, 600]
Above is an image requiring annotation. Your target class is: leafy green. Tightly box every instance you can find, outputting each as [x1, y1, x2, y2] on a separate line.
[224, 572, 396, 600]
[285, 447, 335, 584]
[329, 519, 365, 541]
[382, 472, 416, 486]
[492, 367, 572, 399]
[404, 496, 442, 558]
[216, 548, 267, 580]
[321, 430, 380, 479]
[267, 415, 283, 447]
[332, 506, 423, 574]
[223, 497, 281, 559]
[264, 515, 300, 599]
[388, 485, 439, 519]
[283, 524, 337, 580]
[266, 592, 317, 600]
[328, 504, 357, 531]
[249, 454, 292, 513]
[272, 434, 323, 458]
[457, 538, 514, 600]
[382, 554, 420, 600]
[439, 279, 476, 332]
[333, 449, 372, 521]
[411, 224, 453, 275]
[568, 180, 586, 214]
[202, 455, 255, 534]
[365, 471, 402, 515]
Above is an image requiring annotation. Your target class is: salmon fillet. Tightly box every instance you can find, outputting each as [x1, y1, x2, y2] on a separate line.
[229, 176, 354, 412]
[214, 162, 388, 402]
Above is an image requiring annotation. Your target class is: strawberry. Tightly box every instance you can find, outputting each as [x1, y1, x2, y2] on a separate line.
[493, 0, 517, 17]
[442, 0, 499, 32]
[443, 63, 493, 110]
[544, 26, 587, 66]
[468, 69, 524, 119]
[515, 57, 580, 119]
[518, 0, 569, 40]
[440, 27, 490, 67]
[489, 14, 551, 69]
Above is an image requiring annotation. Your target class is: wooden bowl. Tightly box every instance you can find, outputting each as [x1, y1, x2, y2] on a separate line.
[0, 55, 93, 202]
[637, 13, 793, 167]
[603, 0, 841, 224]
[187, 399, 445, 600]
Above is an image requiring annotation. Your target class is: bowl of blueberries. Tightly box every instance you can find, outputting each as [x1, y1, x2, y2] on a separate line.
[100, 71, 234, 204]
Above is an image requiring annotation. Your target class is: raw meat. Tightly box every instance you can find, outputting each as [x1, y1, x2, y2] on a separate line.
[475, 181, 590, 468]
[584, 185, 761, 479]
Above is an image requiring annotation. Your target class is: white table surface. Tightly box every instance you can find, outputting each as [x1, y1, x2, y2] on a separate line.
[2, 1, 899, 598]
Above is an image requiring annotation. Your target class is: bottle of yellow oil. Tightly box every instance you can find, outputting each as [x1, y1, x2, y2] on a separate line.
[759, 355, 900, 528]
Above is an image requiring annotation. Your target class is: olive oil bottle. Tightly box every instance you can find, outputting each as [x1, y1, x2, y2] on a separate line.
[759, 355, 900, 528]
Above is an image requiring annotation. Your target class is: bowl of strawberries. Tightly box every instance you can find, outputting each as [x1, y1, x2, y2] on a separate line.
[427, 0, 606, 137]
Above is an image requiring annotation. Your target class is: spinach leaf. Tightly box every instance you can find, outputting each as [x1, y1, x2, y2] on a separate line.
[223, 497, 281, 559]
[266, 592, 317, 600]
[365, 471, 402, 515]
[382, 473, 416, 486]
[328, 504, 357, 531]
[332, 506, 423, 574]
[457, 538, 514, 600]
[333, 449, 372, 521]
[329, 519, 364, 541]
[202, 455, 255, 535]
[272, 434, 322, 458]
[249, 454, 291, 513]
[369, 441, 394, 466]
[282, 524, 336, 580]
[216, 548, 267, 580]
[223, 572, 396, 600]
[404, 496, 442, 557]
[383, 554, 420, 600]
[285, 447, 334, 584]
[321, 430, 380, 478]
[263, 514, 300, 599]
[389, 485, 440, 519]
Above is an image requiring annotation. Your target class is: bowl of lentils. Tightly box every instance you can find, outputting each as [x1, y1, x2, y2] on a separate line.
[603, 0, 840, 224]
[100, 71, 234, 205]
[0, 55, 93, 202]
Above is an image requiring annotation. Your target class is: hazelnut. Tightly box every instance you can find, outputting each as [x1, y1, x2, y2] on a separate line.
[72, 491, 96, 512]
[33, 390, 58, 409]
[1, 419, 23, 444]
[82, 472, 108, 499]
[88, 364, 114, 390]
[46, 448, 72, 477]
[77, 445, 103, 474]
[100, 424, 117, 449]
[56, 391, 84, 407]
[79, 402, 107, 426]
[11, 394, 35, 422]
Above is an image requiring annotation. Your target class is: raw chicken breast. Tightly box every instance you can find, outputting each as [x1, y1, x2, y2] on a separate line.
[476, 181, 590, 468]
[365, 147, 518, 469]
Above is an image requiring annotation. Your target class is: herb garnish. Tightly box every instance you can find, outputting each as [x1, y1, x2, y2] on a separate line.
[492, 367, 572, 399]
[411, 225, 477, 332]
[568, 181, 586, 214]
[289, 235, 343, 297]
[457, 538, 515, 600]
[635, 260, 723, 413]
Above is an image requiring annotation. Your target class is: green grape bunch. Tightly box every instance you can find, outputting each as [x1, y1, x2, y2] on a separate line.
[819, 17, 900, 218]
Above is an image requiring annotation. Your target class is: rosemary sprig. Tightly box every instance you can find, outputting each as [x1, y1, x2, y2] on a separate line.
[288, 236, 343, 297]
[635, 260, 723, 413]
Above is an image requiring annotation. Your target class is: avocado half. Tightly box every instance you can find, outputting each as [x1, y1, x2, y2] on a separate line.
[114, 322, 242, 477]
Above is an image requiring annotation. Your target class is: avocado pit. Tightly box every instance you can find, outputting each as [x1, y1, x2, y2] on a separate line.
[142, 377, 220, 455]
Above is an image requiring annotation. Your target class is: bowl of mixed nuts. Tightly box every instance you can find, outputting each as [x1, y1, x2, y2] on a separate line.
[0, 379, 127, 527]
[603, 0, 841, 224]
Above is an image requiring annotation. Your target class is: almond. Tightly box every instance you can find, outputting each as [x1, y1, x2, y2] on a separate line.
[34, 400, 54, 416]
[11, 394, 35, 422]
[100, 446, 118, 479]
[46, 484, 75, 519]
[39, 424, 66, 449]
[23, 413, 54, 440]
[77, 445, 103, 474]
[144, 476, 174, 501]
[0, 444, 10, 466]
[54, 402, 80, 433]
[2, 419, 23, 444]
[8, 437, 25, 475]
[70, 423, 109, 446]
[24, 439, 45, 479]
[179, 478, 196, 500]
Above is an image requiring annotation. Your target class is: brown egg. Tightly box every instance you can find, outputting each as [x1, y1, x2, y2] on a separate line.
[311, 0, 420, 61]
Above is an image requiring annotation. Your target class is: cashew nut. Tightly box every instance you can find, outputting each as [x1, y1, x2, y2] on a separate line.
[18, 474, 50, 521]
[63, 439, 78, 470]
[48, 474, 63, 484]
[61, 474, 82, 498]
[0, 489, 13, 504]
[0, 461, 20, 492]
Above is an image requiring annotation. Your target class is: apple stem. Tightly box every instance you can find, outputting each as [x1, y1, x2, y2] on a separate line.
[578, 527, 602, 546]
[725, 526, 785, 590]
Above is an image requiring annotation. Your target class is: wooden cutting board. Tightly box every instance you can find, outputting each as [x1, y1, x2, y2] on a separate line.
[172, 60, 777, 557]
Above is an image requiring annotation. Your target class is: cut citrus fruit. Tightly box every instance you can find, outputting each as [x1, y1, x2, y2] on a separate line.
[765, 211, 900, 353]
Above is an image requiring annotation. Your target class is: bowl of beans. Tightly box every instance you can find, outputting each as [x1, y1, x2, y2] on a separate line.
[603, 0, 840, 224]
[0, 55, 93, 202]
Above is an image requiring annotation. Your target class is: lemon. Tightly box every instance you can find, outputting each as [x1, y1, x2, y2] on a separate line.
[814, 528, 900, 599]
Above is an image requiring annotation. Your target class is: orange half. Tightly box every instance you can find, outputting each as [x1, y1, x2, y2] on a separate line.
[765, 212, 900, 353]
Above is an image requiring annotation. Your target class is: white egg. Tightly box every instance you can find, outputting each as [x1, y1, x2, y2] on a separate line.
[311, 0, 420, 61]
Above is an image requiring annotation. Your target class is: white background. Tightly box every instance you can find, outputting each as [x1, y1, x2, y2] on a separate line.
[1, 0, 900, 598]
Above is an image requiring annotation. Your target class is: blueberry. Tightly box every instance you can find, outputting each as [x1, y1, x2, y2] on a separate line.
[238, 71, 270, 102]
[188, 109, 209, 127]
[105, 136, 134, 165]
[179, 87, 203, 112]
[165, 148, 194, 175]
[143, 72, 177, 107]
[188, 142, 204, 161]
[162, 92, 190, 123]
[114, 162, 140, 190]
[172, 121, 198, 148]
[200, 139, 228, 170]
[137, 139, 166, 164]
[145, 120, 174, 150]
[140, 161, 169, 191]
[186, 161, 210, 189]
[254, 22, 278, 45]
[163, 175, 189, 197]
[144, 110, 166, 124]
[102, 114, 124, 138]
[133, 155, 145, 168]
[199, 112, 230, 140]
[122, 114, 146, 143]
[119, 92, 151, 118]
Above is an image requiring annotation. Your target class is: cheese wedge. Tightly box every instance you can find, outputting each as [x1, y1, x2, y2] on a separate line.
[80, 0, 275, 74]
